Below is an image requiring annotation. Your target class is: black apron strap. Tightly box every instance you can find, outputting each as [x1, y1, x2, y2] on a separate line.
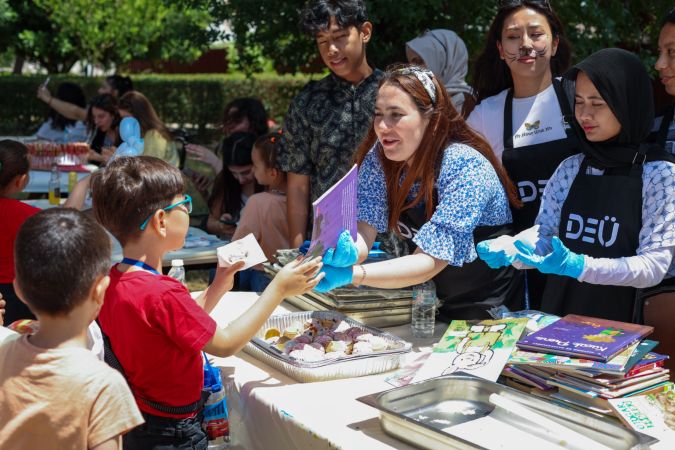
[97, 320, 207, 415]
[503, 89, 515, 149]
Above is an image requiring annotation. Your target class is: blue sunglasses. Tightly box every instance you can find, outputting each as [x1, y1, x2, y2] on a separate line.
[139, 194, 192, 230]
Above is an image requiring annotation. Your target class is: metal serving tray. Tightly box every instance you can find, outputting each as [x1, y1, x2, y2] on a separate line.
[243, 311, 412, 383]
[358, 375, 657, 450]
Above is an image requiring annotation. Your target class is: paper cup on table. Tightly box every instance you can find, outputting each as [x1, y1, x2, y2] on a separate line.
[216, 233, 267, 270]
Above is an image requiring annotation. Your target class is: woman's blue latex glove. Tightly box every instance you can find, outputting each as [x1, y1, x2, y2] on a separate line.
[315, 265, 353, 293]
[476, 240, 516, 269]
[514, 236, 585, 279]
[323, 230, 358, 268]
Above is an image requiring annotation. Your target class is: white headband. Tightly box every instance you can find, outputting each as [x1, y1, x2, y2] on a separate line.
[393, 67, 437, 104]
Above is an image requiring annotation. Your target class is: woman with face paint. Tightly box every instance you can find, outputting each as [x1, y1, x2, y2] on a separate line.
[481, 48, 675, 323]
[468, 0, 577, 309]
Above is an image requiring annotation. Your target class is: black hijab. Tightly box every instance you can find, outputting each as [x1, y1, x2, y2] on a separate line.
[563, 48, 675, 168]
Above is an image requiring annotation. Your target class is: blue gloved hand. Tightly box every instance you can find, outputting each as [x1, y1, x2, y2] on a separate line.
[323, 230, 358, 267]
[514, 236, 585, 279]
[314, 265, 353, 293]
[476, 239, 516, 269]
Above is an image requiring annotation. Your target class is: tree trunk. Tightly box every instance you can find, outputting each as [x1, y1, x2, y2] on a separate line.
[12, 55, 25, 75]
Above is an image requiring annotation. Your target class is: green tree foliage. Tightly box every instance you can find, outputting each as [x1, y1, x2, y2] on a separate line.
[223, 0, 674, 75]
[3, 0, 225, 73]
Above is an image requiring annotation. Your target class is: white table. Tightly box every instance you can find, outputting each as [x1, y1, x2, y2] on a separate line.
[208, 292, 446, 450]
[111, 227, 227, 268]
[25, 168, 93, 194]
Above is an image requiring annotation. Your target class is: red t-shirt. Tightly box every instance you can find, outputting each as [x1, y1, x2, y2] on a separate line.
[99, 265, 217, 418]
[0, 199, 40, 283]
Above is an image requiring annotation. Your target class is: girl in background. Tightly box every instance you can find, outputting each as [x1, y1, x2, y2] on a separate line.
[86, 94, 121, 163]
[0, 140, 39, 324]
[118, 91, 180, 167]
[206, 132, 262, 238]
[232, 131, 289, 292]
[36, 82, 88, 142]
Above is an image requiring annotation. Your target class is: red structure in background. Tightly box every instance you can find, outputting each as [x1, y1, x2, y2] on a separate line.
[124, 49, 229, 74]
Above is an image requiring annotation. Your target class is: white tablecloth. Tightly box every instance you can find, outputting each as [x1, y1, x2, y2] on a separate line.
[208, 292, 446, 450]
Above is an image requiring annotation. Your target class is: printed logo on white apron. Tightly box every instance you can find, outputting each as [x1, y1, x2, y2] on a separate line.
[518, 179, 548, 203]
[565, 214, 620, 247]
[397, 221, 419, 239]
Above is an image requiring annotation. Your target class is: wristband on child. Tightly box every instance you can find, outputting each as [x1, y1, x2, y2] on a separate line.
[355, 265, 366, 286]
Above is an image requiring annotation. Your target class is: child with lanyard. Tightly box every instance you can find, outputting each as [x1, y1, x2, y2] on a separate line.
[91, 156, 323, 449]
[314, 65, 524, 320]
[470, 0, 579, 309]
[479, 49, 675, 323]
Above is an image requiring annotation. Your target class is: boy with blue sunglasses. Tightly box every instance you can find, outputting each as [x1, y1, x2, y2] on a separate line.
[91, 156, 323, 449]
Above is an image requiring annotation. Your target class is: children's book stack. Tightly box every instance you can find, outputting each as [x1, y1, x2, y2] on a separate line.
[501, 314, 673, 421]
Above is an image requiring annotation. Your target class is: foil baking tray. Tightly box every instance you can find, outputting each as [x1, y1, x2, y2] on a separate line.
[243, 311, 412, 383]
[358, 375, 657, 450]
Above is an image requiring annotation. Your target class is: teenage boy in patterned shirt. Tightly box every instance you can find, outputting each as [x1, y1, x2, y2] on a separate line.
[278, 0, 383, 248]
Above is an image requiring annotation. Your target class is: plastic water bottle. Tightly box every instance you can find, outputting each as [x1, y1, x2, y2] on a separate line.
[411, 280, 437, 338]
[48, 163, 61, 205]
[167, 259, 185, 285]
[203, 355, 229, 449]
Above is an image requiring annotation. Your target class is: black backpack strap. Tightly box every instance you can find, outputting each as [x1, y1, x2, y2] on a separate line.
[98, 320, 208, 415]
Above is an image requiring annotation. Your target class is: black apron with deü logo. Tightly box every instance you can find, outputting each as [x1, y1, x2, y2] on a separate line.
[502, 79, 579, 308]
[400, 203, 524, 321]
[540, 157, 643, 322]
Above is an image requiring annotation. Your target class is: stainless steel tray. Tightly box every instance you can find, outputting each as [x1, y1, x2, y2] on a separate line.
[243, 311, 412, 383]
[358, 375, 658, 450]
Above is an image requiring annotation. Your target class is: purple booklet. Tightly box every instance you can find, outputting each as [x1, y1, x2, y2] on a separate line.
[516, 314, 653, 362]
[306, 164, 358, 258]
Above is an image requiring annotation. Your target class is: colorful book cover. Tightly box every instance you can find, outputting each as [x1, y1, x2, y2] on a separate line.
[411, 318, 528, 383]
[608, 387, 675, 441]
[305, 164, 358, 258]
[516, 314, 653, 362]
[509, 340, 640, 373]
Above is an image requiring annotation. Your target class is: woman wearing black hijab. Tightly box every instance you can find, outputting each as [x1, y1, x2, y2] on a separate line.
[480, 48, 675, 322]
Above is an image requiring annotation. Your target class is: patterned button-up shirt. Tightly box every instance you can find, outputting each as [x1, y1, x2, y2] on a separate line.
[278, 69, 384, 201]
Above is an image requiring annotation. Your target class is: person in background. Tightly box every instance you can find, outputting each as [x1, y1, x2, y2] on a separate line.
[232, 131, 289, 292]
[469, 0, 577, 309]
[206, 132, 261, 238]
[405, 29, 475, 117]
[91, 156, 323, 449]
[186, 97, 270, 175]
[117, 91, 180, 167]
[653, 7, 675, 154]
[36, 82, 88, 142]
[36, 74, 133, 123]
[0, 208, 144, 450]
[315, 65, 524, 319]
[479, 49, 675, 323]
[0, 140, 40, 325]
[86, 94, 121, 163]
[278, 0, 382, 249]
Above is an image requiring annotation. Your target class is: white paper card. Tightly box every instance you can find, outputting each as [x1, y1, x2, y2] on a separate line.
[217, 233, 267, 270]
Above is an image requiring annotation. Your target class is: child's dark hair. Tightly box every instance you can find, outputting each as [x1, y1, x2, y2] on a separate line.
[0, 140, 30, 189]
[664, 7, 675, 26]
[106, 75, 134, 97]
[15, 208, 111, 316]
[254, 131, 283, 169]
[299, 0, 368, 36]
[209, 132, 261, 220]
[92, 156, 185, 245]
[223, 98, 269, 138]
[472, 0, 571, 102]
[49, 82, 87, 131]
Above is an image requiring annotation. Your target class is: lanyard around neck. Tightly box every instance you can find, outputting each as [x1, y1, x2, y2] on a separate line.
[121, 257, 161, 275]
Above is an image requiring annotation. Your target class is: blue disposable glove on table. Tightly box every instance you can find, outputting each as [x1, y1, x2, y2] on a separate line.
[323, 230, 358, 267]
[514, 236, 585, 279]
[476, 240, 516, 269]
[314, 265, 353, 293]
